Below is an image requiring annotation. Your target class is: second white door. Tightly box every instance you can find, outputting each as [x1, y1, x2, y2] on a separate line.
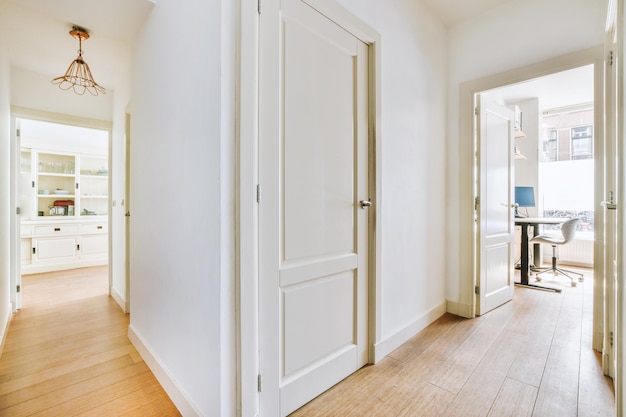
[476, 95, 515, 315]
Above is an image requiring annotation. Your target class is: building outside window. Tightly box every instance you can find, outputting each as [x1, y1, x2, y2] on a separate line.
[539, 106, 594, 236]
[571, 125, 593, 160]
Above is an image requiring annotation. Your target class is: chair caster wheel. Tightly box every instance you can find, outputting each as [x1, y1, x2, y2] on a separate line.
[578, 277, 584, 282]
[571, 281, 577, 287]
[535, 277, 542, 282]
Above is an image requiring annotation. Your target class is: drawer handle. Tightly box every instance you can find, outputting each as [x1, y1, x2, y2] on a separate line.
[97, 225, 103, 229]
[54, 228, 61, 232]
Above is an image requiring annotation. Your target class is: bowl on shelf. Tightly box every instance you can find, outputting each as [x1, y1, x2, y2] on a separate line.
[54, 189, 70, 195]
[38, 189, 50, 195]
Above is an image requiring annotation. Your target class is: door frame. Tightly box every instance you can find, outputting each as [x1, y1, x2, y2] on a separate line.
[459, 47, 605, 320]
[237, 0, 382, 415]
[9, 106, 113, 311]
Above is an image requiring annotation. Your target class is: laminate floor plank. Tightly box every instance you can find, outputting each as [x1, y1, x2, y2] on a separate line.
[532, 281, 584, 417]
[427, 301, 516, 395]
[443, 329, 525, 417]
[487, 377, 538, 417]
[396, 383, 456, 417]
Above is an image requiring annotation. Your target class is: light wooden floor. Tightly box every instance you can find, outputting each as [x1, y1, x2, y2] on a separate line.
[0, 267, 615, 417]
[0, 266, 181, 416]
[290, 268, 616, 417]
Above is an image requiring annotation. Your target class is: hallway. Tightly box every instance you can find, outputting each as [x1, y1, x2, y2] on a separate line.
[0, 267, 180, 416]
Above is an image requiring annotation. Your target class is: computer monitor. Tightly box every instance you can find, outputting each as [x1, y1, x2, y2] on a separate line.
[514, 186, 535, 217]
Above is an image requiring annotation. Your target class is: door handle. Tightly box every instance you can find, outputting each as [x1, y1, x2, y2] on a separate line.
[602, 191, 617, 210]
[359, 199, 372, 209]
[601, 201, 617, 210]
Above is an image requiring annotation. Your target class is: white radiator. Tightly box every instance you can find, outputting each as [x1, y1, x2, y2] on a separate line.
[539, 238, 594, 267]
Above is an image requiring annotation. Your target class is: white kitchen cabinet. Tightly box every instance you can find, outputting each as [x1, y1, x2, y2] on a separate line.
[22, 150, 108, 219]
[21, 218, 108, 274]
[20, 148, 109, 274]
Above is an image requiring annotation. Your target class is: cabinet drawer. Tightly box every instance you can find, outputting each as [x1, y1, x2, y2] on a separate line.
[34, 224, 80, 236]
[34, 237, 77, 260]
[81, 223, 108, 234]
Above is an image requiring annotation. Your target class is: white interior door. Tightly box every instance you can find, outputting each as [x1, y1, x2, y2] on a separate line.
[259, 0, 370, 415]
[476, 95, 515, 315]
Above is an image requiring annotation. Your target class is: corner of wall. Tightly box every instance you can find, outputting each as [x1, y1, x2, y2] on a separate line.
[372, 301, 447, 363]
[446, 298, 473, 318]
[111, 285, 128, 314]
[0, 301, 11, 358]
[127, 325, 201, 417]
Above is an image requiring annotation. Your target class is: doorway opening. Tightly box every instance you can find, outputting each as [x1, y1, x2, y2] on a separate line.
[480, 65, 596, 286]
[12, 114, 111, 311]
[467, 52, 613, 383]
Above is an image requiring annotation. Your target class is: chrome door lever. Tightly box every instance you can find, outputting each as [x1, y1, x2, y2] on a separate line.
[359, 199, 372, 209]
[601, 191, 617, 210]
[601, 201, 617, 210]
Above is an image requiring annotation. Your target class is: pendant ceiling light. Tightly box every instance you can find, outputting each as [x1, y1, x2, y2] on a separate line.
[52, 26, 106, 96]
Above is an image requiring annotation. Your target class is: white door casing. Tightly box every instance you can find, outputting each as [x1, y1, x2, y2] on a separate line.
[603, 0, 620, 387]
[258, 0, 370, 415]
[476, 95, 515, 315]
[11, 117, 23, 311]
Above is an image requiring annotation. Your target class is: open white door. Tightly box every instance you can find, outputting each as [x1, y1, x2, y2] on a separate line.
[476, 95, 515, 315]
[258, 0, 370, 415]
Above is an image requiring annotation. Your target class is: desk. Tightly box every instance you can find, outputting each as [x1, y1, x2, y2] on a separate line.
[514, 217, 567, 291]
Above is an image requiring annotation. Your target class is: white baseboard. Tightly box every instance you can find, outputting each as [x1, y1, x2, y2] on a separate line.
[110, 286, 128, 313]
[128, 325, 201, 417]
[446, 299, 473, 318]
[0, 302, 12, 359]
[372, 301, 446, 363]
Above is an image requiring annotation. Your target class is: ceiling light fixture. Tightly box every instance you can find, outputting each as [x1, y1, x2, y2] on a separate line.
[52, 26, 106, 96]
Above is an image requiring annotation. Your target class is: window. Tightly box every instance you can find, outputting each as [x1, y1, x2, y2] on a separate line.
[540, 108, 594, 236]
[543, 129, 558, 162]
[571, 125, 593, 160]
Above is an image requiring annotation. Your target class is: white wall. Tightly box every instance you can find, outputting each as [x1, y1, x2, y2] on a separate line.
[334, 0, 448, 353]
[129, 0, 235, 415]
[514, 99, 541, 216]
[0, 8, 12, 351]
[446, 0, 608, 309]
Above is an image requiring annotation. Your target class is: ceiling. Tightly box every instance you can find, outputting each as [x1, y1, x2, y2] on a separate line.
[421, 0, 518, 26]
[486, 65, 595, 111]
[2, 0, 592, 108]
[2, 0, 153, 91]
[7, 0, 154, 42]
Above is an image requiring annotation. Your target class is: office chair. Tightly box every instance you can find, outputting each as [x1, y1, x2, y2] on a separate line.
[529, 218, 584, 287]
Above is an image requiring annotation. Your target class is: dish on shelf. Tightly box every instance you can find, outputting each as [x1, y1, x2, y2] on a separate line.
[54, 189, 70, 195]
[38, 189, 50, 195]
